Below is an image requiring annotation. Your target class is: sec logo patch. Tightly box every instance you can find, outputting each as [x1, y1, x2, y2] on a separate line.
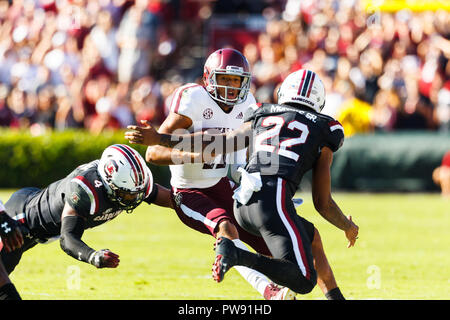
[203, 108, 213, 119]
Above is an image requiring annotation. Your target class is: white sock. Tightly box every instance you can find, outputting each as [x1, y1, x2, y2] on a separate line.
[232, 239, 271, 297]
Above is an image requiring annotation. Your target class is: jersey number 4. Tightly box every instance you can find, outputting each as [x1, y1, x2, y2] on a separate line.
[255, 116, 309, 161]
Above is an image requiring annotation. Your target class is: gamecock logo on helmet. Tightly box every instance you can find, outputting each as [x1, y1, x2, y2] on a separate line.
[105, 160, 118, 177]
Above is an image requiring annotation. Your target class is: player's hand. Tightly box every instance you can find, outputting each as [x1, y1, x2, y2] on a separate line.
[89, 249, 120, 268]
[0, 212, 24, 252]
[125, 120, 161, 146]
[345, 215, 359, 248]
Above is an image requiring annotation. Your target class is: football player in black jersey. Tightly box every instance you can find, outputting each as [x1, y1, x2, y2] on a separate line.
[125, 69, 359, 299]
[0, 199, 23, 300]
[1, 144, 172, 281]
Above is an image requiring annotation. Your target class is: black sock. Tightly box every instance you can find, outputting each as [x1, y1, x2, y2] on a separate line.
[0, 283, 22, 300]
[325, 287, 345, 300]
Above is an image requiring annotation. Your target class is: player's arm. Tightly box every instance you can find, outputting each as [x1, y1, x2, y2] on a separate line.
[155, 121, 251, 155]
[125, 121, 252, 156]
[144, 113, 203, 165]
[153, 184, 173, 208]
[142, 183, 174, 209]
[312, 147, 359, 248]
[59, 202, 119, 268]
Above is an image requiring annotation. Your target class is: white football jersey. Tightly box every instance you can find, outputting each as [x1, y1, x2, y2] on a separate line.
[168, 83, 255, 188]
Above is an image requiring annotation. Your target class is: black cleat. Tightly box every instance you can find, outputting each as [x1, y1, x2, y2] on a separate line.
[212, 237, 239, 283]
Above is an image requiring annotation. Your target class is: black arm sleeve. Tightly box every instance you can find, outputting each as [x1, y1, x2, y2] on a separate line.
[59, 215, 96, 264]
[143, 182, 158, 205]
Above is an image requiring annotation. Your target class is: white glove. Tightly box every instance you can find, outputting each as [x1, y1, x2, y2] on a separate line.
[232, 167, 262, 205]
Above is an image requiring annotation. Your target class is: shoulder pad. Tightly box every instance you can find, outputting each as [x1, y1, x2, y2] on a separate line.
[169, 83, 204, 115]
[243, 103, 265, 122]
[325, 119, 345, 152]
[328, 119, 344, 134]
[67, 175, 101, 216]
[241, 92, 256, 106]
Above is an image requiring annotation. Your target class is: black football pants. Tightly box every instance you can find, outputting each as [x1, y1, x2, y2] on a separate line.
[1, 188, 39, 274]
[234, 176, 317, 294]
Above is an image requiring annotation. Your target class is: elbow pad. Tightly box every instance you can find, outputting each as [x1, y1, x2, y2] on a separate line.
[60, 215, 95, 263]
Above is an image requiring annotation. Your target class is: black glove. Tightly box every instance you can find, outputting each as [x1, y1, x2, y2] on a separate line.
[0, 212, 24, 252]
[88, 249, 120, 268]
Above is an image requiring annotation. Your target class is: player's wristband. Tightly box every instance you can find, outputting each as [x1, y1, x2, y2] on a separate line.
[87, 251, 99, 267]
[88, 249, 113, 268]
[143, 183, 158, 205]
[0, 211, 19, 238]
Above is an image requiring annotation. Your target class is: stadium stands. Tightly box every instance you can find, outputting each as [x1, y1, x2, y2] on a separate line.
[0, 0, 448, 137]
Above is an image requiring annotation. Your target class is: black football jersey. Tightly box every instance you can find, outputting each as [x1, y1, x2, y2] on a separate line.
[244, 103, 344, 190]
[24, 160, 157, 241]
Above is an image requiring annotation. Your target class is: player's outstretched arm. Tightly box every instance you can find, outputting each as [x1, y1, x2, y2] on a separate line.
[59, 203, 120, 268]
[125, 120, 252, 156]
[312, 147, 359, 248]
[125, 120, 166, 146]
[126, 113, 204, 165]
[151, 184, 174, 209]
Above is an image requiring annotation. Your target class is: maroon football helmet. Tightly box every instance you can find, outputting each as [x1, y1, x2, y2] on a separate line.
[203, 48, 252, 106]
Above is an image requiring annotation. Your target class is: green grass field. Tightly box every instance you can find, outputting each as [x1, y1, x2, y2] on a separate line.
[1, 189, 449, 300]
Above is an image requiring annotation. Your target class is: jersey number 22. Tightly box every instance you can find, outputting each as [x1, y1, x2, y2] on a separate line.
[255, 116, 309, 161]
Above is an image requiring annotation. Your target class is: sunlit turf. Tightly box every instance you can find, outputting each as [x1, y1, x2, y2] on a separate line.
[1, 190, 449, 300]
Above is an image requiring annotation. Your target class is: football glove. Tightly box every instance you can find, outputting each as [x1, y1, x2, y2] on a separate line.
[0, 211, 24, 252]
[88, 249, 120, 268]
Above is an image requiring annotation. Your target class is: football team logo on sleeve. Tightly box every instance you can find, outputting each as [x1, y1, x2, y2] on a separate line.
[71, 192, 80, 204]
[71, 176, 99, 215]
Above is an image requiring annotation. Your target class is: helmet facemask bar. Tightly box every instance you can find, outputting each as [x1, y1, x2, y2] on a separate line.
[107, 182, 146, 213]
[207, 69, 251, 105]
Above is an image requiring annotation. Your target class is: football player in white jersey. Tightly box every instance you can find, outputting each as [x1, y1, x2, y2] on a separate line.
[130, 48, 295, 300]
[126, 69, 357, 300]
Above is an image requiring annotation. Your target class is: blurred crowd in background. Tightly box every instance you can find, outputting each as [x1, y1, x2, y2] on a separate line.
[0, 0, 449, 136]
